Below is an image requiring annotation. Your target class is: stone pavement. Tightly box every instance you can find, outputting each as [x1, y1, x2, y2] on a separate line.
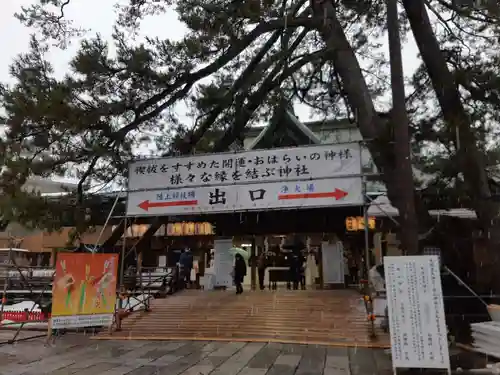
[0, 333, 392, 375]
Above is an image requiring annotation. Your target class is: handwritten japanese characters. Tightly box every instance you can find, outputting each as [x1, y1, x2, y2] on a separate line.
[128, 144, 361, 191]
[248, 188, 266, 201]
[208, 188, 226, 205]
[126, 143, 364, 216]
[384, 256, 450, 371]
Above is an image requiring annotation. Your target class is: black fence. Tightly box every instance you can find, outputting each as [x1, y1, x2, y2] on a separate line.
[1, 264, 181, 305]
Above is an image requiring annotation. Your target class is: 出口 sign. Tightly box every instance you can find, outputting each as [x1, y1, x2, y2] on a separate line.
[126, 177, 363, 216]
[128, 143, 361, 191]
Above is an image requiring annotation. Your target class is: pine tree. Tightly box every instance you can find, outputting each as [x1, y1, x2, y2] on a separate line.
[3, 0, 500, 290]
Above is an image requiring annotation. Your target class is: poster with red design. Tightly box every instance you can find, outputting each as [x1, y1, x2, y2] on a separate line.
[52, 253, 118, 329]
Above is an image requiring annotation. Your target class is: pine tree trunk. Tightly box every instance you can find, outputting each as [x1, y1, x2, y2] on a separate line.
[309, 0, 421, 254]
[402, 0, 500, 293]
[308, 2, 500, 297]
[387, 0, 419, 255]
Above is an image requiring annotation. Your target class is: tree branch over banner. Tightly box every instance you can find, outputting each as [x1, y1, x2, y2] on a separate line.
[178, 1, 310, 153]
[5, 0, 500, 293]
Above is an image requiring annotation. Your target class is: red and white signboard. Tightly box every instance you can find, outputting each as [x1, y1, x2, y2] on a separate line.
[126, 177, 363, 216]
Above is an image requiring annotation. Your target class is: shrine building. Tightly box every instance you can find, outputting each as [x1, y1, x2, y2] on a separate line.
[105, 104, 394, 291]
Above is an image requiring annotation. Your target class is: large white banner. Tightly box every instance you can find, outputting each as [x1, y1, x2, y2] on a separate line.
[128, 143, 361, 191]
[384, 256, 450, 372]
[126, 177, 363, 216]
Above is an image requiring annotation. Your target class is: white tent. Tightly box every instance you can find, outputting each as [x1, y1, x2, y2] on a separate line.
[367, 195, 476, 219]
[367, 195, 399, 217]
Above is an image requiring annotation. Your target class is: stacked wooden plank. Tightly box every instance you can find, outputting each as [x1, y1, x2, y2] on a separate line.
[471, 321, 500, 358]
[469, 305, 500, 357]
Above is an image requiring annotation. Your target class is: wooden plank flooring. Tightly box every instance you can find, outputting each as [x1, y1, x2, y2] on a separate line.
[97, 289, 389, 348]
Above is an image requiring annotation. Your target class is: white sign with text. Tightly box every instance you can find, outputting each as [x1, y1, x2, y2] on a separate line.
[128, 143, 361, 191]
[321, 242, 344, 285]
[51, 313, 113, 329]
[384, 256, 450, 372]
[213, 239, 234, 288]
[126, 177, 363, 216]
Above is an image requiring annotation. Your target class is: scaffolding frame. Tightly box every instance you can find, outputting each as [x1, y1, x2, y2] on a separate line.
[116, 140, 388, 339]
[0, 140, 390, 343]
[0, 192, 130, 345]
[0, 235, 55, 345]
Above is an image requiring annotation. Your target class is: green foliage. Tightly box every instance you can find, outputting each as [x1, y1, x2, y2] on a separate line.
[406, 1, 500, 211]
[1, 0, 500, 234]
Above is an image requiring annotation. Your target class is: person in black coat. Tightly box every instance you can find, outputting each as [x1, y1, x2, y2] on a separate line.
[289, 253, 299, 290]
[179, 248, 193, 288]
[257, 252, 267, 290]
[233, 254, 247, 294]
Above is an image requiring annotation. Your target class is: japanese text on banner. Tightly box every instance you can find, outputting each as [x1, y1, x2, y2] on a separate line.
[128, 144, 361, 191]
[127, 177, 364, 216]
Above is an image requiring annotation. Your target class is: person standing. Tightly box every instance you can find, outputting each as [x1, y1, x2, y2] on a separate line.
[299, 253, 306, 290]
[233, 254, 247, 295]
[257, 252, 267, 290]
[289, 252, 301, 290]
[344, 255, 350, 285]
[179, 248, 193, 288]
[348, 253, 359, 285]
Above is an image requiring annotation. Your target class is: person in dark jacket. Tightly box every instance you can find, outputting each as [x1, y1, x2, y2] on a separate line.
[179, 248, 193, 288]
[299, 253, 306, 290]
[289, 252, 302, 290]
[233, 254, 247, 294]
[257, 252, 267, 290]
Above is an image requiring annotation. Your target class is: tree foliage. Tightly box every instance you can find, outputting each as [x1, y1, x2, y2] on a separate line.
[2, 0, 500, 266]
[0, 0, 386, 226]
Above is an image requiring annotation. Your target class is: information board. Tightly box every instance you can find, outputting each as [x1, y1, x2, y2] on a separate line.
[213, 239, 234, 288]
[321, 241, 344, 285]
[384, 256, 450, 372]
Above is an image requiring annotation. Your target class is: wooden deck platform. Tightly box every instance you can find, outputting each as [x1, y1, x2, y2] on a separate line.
[96, 289, 390, 348]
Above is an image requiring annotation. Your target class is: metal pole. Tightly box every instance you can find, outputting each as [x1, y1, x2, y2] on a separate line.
[0, 233, 13, 322]
[360, 143, 376, 337]
[0, 334, 47, 346]
[10, 269, 56, 343]
[444, 266, 488, 308]
[119, 217, 127, 309]
[364, 195, 400, 226]
[94, 192, 122, 250]
[363, 187, 371, 277]
[251, 236, 256, 290]
[387, 0, 419, 255]
[359, 143, 371, 278]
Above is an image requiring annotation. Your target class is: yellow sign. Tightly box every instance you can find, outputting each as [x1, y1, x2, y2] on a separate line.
[52, 253, 118, 328]
[345, 216, 376, 231]
[166, 222, 214, 236]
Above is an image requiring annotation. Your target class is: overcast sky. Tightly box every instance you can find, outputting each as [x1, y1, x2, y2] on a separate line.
[1, 0, 421, 124]
[0, 0, 422, 189]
